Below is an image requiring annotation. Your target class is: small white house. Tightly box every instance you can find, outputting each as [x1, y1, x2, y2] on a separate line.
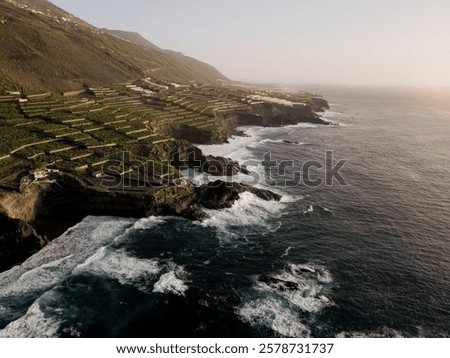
[32, 170, 47, 180]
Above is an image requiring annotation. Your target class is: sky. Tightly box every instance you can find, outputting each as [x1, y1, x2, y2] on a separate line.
[50, 0, 450, 87]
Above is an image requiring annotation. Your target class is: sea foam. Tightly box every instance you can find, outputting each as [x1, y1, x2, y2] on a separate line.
[153, 265, 189, 297]
[238, 297, 311, 337]
[74, 246, 161, 293]
[237, 262, 334, 337]
[0, 301, 60, 338]
[197, 191, 288, 239]
[336, 327, 405, 338]
[256, 263, 334, 313]
[0, 216, 135, 299]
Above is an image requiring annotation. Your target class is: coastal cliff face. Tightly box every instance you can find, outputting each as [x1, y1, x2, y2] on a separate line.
[154, 101, 329, 145]
[0, 172, 281, 271]
[139, 139, 249, 176]
[247, 102, 326, 126]
[1, 174, 197, 223]
[0, 174, 195, 271]
[213, 102, 329, 139]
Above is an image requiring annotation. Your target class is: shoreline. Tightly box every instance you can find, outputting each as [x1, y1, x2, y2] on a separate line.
[0, 95, 330, 272]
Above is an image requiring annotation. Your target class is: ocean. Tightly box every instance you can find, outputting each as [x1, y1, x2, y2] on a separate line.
[0, 86, 449, 338]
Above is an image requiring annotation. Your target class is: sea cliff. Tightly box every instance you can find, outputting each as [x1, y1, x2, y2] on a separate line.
[0, 94, 329, 271]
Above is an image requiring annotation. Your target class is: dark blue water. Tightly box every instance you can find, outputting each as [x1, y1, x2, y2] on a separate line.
[0, 86, 449, 337]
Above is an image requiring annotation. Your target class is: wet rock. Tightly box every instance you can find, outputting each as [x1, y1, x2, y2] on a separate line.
[180, 207, 210, 221]
[259, 274, 301, 292]
[202, 155, 250, 176]
[197, 180, 281, 210]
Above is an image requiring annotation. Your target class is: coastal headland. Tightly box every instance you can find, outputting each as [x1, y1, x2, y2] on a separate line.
[0, 81, 329, 271]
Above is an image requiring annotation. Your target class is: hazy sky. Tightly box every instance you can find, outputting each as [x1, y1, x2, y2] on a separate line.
[51, 0, 450, 87]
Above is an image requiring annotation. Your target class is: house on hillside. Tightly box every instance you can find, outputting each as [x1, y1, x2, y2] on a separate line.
[31, 170, 47, 180]
[30, 168, 60, 181]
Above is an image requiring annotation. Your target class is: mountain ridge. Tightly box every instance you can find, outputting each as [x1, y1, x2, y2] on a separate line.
[0, 0, 227, 93]
[101, 29, 163, 51]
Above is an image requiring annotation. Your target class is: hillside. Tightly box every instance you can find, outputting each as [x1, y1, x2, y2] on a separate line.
[101, 29, 162, 51]
[0, 0, 227, 93]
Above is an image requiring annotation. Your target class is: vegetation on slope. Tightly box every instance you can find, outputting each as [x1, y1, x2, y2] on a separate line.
[0, 0, 227, 93]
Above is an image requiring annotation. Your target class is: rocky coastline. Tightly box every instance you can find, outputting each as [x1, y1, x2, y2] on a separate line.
[159, 99, 329, 144]
[0, 97, 329, 272]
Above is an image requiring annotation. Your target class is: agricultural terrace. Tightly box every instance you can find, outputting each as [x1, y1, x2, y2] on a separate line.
[1, 81, 315, 189]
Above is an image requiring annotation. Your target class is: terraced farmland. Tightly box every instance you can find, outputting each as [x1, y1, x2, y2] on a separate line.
[1, 81, 319, 188]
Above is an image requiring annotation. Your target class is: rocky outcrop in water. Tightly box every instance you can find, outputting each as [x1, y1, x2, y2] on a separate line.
[197, 179, 281, 209]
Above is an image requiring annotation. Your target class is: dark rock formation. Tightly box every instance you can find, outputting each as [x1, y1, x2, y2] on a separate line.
[259, 274, 301, 292]
[247, 102, 327, 126]
[0, 175, 281, 271]
[179, 207, 211, 221]
[0, 212, 47, 272]
[201, 156, 250, 176]
[197, 179, 281, 210]
[155, 98, 330, 145]
[135, 139, 249, 177]
[214, 102, 329, 139]
[309, 96, 330, 112]
[24, 174, 199, 223]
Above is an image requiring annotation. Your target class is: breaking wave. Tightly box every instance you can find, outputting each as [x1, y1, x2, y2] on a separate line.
[0, 216, 134, 299]
[238, 297, 311, 337]
[73, 246, 161, 293]
[197, 125, 320, 170]
[198, 191, 300, 239]
[319, 108, 348, 125]
[336, 328, 406, 338]
[255, 263, 334, 313]
[0, 215, 190, 337]
[153, 265, 189, 297]
[237, 263, 334, 337]
[0, 301, 60, 338]
[259, 138, 306, 146]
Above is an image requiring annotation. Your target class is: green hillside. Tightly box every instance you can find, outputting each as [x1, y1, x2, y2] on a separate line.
[0, 0, 227, 94]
